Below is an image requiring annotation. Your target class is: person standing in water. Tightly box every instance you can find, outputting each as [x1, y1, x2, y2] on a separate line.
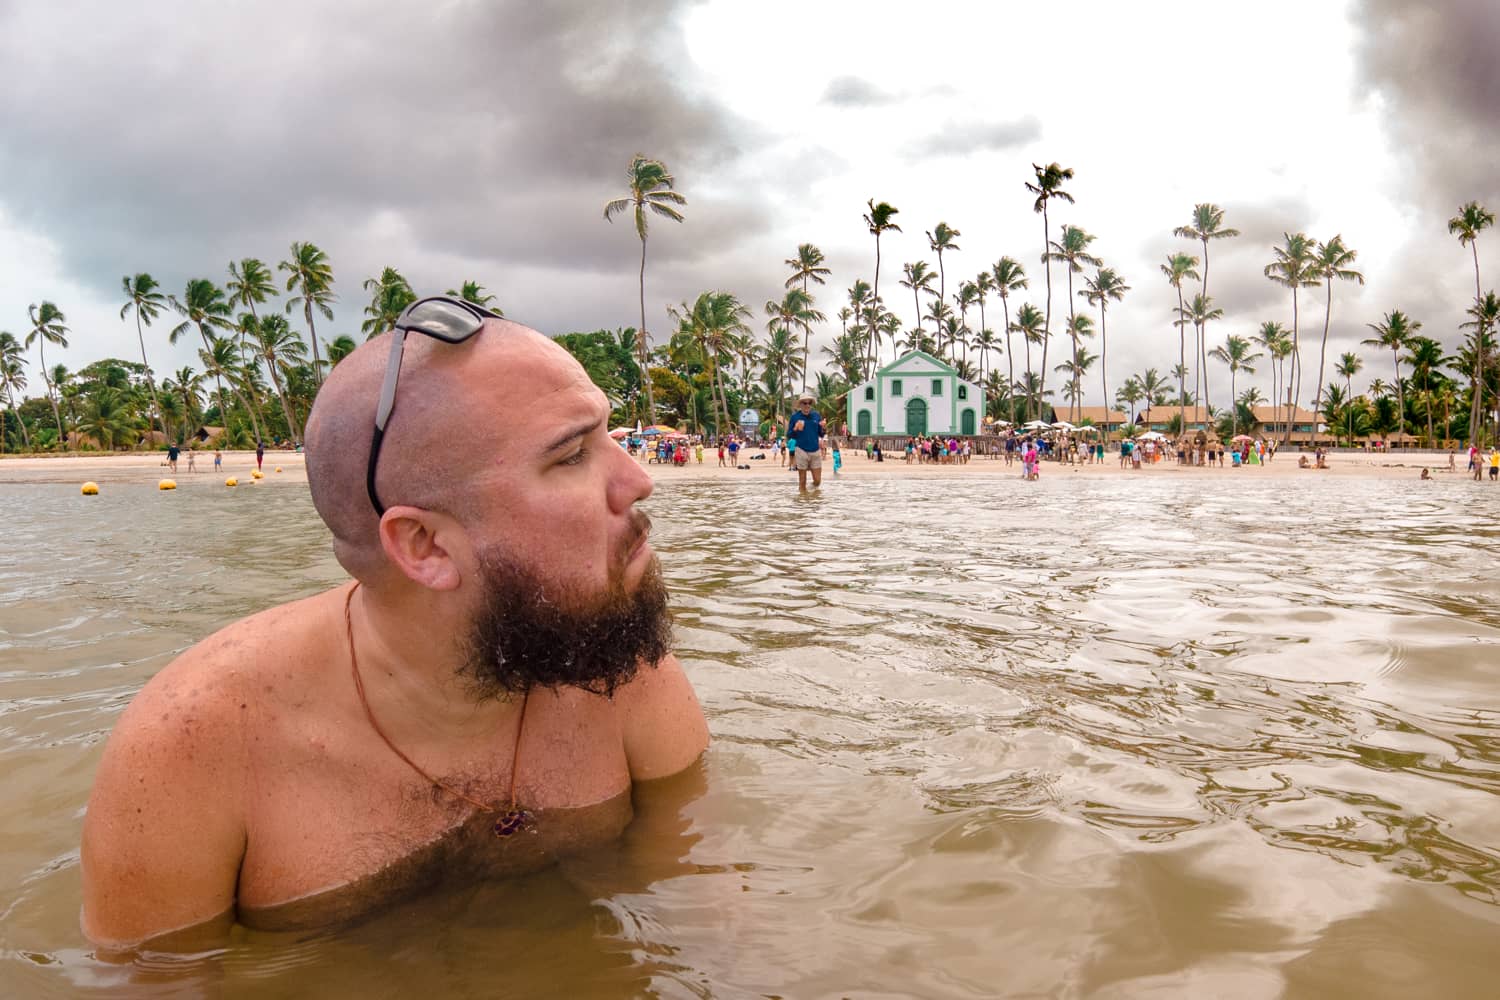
[786, 392, 826, 491]
[256, 440, 265, 471]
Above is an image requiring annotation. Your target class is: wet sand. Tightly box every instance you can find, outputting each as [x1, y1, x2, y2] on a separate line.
[0, 446, 1469, 487]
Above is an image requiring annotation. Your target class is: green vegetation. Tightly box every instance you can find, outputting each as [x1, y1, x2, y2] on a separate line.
[6, 155, 1499, 455]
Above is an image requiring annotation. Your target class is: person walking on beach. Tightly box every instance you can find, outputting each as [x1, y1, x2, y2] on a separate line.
[186, 448, 197, 472]
[167, 443, 179, 473]
[1490, 448, 1499, 481]
[213, 449, 222, 472]
[255, 440, 265, 471]
[832, 444, 842, 478]
[786, 392, 825, 491]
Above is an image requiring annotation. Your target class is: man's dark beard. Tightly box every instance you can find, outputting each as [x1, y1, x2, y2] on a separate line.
[460, 546, 672, 699]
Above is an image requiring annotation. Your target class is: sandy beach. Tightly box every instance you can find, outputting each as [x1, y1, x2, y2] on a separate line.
[0, 445, 1470, 487]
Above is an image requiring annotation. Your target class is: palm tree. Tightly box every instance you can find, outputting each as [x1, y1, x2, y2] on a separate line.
[226, 257, 278, 366]
[926, 222, 961, 318]
[1043, 223, 1098, 420]
[445, 280, 501, 312]
[169, 279, 235, 424]
[973, 270, 995, 375]
[1081, 266, 1129, 429]
[249, 313, 308, 442]
[1174, 205, 1239, 422]
[1253, 321, 1292, 441]
[783, 244, 830, 390]
[1460, 292, 1500, 443]
[604, 154, 687, 424]
[1115, 375, 1144, 424]
[761, 323, 803, 428]
[954, 280, 978, 363]
[765, 287, 825, 411]
[0, 331, 30, 451]
[162, 366, 205, 440]
[1161, 252, 1200, 435]
[1335, 351, 1363, 443]
[1450, 202, 1496, 441]
[78, 386, 140, 452]
[899, 261, 936, 339]
[360, 267, 416, 338]
[1010, 303, 1046, 418]
[279, 241, 336, 387]
[1308, 236, 1364, 422]
[1361, 310, 1419, 442]
[1062, 312, 1095, 421]
[1055, 348, 1097, 418]
[670, 291, 751, 433]
[198, 335, 263, 443]
[120, 273, 169, 441]
[992, 258, 1028, 424]
[1403, 336, 1446, 445]
[1263, 233, 1321, 443]
[1208, 335, 1263, 437]
[862, 200, 901, 377]
[1176, 294, 1224, 428]
[25, 302, 69, 444]
[326, 334, 358, 367]
[1026, 163, 1075, 412]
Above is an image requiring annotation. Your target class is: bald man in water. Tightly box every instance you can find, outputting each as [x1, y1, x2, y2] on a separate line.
[80, 308, 709, 949]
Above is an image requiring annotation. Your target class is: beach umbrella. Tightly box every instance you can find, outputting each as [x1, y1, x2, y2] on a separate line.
[1051, 420, 1075, 430]
[1138, 430, 1166, 441]
[1022, 419, 1051, 429]
[1074, 424, 1101, 435]
[641, 424, 679, 437]
[1231, 434, 1255, 443]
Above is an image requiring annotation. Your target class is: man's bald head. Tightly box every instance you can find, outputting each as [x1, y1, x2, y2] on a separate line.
[304, 318, 574, 582]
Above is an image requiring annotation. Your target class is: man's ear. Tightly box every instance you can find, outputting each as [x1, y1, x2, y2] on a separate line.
[377, 506, 464, 591]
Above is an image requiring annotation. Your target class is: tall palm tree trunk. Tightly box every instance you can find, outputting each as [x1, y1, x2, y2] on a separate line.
[1469, 242, 1484, 443]
[1003, 299, 1016, 425]
[638, 237, 655, 423]
[1176, 286, 1187, 435]
[1065, 269, 1078, 422]
[304, 301, 324, 386]
[1199, 238, 1212, 432]
[1286, 291, 1302, 447]
[1391, 349, 1404, 442]
[1038, 209, 1052, 419]
[38, 342, 64, 444]
[198, 327, 231, 431]
[1098, 302, 1109, 430]
[132, 312, 166, 441]
[1313, 281, 1334, 433]
[870, 240, 883, 379]
[266, 360, 301, 442]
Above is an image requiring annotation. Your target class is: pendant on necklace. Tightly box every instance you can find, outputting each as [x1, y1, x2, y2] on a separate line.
[494, 809, 530, 837]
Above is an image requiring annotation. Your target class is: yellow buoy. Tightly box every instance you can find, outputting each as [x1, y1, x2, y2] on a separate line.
[251, 470, 264, 480]
[81, 481, 99, 495]
[225, 477, 238, 487]
[274, 466, 283, 473]
[159, 479, 177, 490]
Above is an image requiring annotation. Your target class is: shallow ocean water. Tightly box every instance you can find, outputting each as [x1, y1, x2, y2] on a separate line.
[1, 469, 1498, 998]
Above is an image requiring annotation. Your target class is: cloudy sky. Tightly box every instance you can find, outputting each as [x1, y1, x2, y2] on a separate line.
[1, 0, 1496, 409]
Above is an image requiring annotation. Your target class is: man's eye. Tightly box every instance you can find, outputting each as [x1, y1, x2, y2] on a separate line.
[561, 447, 588, 466]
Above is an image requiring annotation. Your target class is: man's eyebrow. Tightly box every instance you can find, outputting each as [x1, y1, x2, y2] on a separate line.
[539, 418, 602, 456]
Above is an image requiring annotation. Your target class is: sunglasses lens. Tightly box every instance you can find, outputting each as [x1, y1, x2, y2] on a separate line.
[405, 301, 484, 342]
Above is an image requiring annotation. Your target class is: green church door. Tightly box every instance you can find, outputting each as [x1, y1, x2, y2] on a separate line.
[857, 410, 872, 435]
[906, 397, 927, 436]
[960, 409, 976, 435]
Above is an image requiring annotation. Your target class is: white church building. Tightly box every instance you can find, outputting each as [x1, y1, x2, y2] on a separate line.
[847, 350, 983, 437]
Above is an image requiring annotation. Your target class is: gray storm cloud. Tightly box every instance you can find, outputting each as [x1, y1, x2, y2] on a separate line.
[0, 0, 761, 340]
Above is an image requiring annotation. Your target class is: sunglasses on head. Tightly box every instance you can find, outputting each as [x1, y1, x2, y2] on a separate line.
[367, 296, 503, 516]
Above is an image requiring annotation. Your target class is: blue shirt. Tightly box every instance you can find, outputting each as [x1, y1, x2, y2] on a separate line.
[786, 408, 824, 452]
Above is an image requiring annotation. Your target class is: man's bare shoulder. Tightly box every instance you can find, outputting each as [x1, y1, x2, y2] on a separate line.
[139, 585, 345, 703]
[613, 653, 709, 781]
